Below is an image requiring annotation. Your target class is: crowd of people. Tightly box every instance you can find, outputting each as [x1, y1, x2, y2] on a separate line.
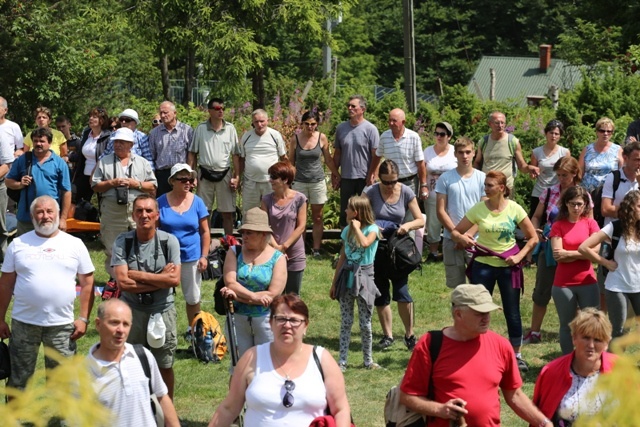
[0, 93, 635, 425]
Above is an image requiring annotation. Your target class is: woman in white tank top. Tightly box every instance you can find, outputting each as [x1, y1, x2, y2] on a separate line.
[208, 294, 351, 427]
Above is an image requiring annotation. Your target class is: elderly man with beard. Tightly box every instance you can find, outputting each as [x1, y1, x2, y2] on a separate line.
[0, 195, 95, 391]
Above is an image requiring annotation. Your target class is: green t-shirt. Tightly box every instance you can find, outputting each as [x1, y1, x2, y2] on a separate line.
[466, 200, 527, 267]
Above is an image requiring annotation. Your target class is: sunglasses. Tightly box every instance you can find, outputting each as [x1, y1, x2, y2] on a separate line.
[269, 175, 281, 181]
[380, 179, 398, 186]
[283, 379, 295, 408]
[120, 117, 134, 123]
[209, 105, 224, 111]
[152, 119, 162, 125]
[597, 129, 613, 134]
[175, 177, 195, 184]
[434, 131, 448, 137]
[346, 103, 359, 109]
[303, 122, 317, 127]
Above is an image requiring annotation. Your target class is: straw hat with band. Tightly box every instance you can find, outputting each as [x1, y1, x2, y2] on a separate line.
[239, 207, 272, 233]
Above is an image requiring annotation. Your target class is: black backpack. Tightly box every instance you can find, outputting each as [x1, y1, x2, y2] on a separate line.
[591, 170, 621, 228]
[599, 219, 622, 279]
[387, 231, 422, 279]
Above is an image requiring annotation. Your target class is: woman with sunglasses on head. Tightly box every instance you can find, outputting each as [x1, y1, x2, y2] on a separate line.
[528, 120, 571, 217]
[157, 164, 211, 336]
[364, 159, 424, 351]
[549, 186, 600, 354]
[452, 170, 538, 370]
[70, 107, 112, 202]
[209, 294, 350, 427]
[288, 111, 340, 257]
[262, 161, 308, 295]
[422, 122, 456, 262]
[219, 207, 287, 362]
[579, 117, 623, 201]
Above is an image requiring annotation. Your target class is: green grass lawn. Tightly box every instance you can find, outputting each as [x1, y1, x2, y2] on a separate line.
[53, 240, 564, 426]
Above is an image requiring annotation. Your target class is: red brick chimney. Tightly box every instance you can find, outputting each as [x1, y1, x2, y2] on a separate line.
[539, 44, 552, 72]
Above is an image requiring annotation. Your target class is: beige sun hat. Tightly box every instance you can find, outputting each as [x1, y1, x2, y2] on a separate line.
[238, 207, 272, 233]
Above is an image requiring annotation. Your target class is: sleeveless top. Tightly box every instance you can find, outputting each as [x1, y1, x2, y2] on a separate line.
[531, 145, 570, 197]
[235, 249, 284, 317]
[581, 143, 621, 193]
[245, 343, 327, 426]
[294, 133, 325, 183]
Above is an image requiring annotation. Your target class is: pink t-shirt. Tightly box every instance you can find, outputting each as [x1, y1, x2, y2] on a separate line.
[550, 217, 599, 286]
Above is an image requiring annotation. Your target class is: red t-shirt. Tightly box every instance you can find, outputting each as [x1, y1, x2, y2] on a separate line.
[549, 217, 599, 286]
[400, 330, 522, 427]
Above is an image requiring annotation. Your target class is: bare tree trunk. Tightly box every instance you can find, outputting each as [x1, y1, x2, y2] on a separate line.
[160, 54, 171, 101]
[252, 69, 265, 110]
[182, 47, 196, 107]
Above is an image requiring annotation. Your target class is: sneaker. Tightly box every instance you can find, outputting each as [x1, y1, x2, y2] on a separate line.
[364, 362, 382, 370]
[426, 253, 442, 263]
[312, 249, 321, 257]
[378, 336, 394, 349]
[523, 331, 542, 344]
[338, 362, 347, 373]
[404, 335, 417, 351]
[517, 356, 529, 372]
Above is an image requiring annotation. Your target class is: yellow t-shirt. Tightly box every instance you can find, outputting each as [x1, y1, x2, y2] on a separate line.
[23, 129, 67, 155]
[466, 200, 527, 267]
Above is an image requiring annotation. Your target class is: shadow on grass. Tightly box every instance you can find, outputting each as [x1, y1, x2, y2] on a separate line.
[178, 420, 209, 427]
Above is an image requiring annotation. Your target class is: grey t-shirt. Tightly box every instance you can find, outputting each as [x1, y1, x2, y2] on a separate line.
[334, 120, 379, 179]
[363, 183, 415, 225]
[111, 229, 181, 313]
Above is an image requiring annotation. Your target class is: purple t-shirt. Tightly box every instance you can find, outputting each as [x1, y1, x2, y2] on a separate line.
[262, 191, 308, 271]
[158, 194, 209, 263]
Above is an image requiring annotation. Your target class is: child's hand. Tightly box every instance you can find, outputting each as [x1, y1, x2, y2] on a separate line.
[330, 285, 337, 300]
[351, 219, 361, 229]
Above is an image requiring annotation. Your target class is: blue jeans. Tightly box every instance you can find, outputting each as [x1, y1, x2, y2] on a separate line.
[470, 261, 522, 348]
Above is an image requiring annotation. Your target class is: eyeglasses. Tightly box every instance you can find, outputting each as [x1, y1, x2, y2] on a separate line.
[175, 177, 195, 184]
[568, 202, 585, 208]
[273, 316, 304, 327]
[597, 129, 613, 134]
[303, 122, 317, 127]
[380, 179, 398, 186]
[346, 103, 359, 109]
[209, 105, 224, 111]
[283, 379, 295, 408]
[152, 119, 162, 125]
[434, 131, 448, 137]
[120, 117, 134, 123]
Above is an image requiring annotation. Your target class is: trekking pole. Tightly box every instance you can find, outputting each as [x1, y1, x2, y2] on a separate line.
[226, 297, 240, 367]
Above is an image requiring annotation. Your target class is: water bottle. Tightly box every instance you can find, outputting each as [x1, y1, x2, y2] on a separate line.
[204, 331, 213, 362]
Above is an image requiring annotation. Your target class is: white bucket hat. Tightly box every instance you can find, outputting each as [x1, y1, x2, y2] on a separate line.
[147, 313, 166, 348]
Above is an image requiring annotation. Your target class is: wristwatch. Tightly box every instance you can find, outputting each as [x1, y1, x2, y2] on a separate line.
[137, 181, 142, 191]
[77, 317, 89, 324]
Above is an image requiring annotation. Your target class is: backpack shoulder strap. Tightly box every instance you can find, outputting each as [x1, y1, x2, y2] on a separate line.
[125, 237, 134, 260]
[25, 151, 33, 174]
[160, 238, 169, 261]
[611, 219, 623, 253]
[612, 169, 621, 199]
[507, 133, 515, 155]
[427, 330, 444, 400]
[133, 344, 153, 394]
[480, 135, 489, 153]
[312, 345, 325, 382]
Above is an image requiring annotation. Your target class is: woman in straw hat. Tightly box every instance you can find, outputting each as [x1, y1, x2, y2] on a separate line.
[220, 207, 287, 361]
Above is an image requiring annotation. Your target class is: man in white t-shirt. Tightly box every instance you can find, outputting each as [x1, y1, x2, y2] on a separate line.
[436, 137, 486, 288]
[0, 96, 25, 155]
[86, 299, 180, 427]
[237, 109, 288, 214]
[0, 195, 95, 390]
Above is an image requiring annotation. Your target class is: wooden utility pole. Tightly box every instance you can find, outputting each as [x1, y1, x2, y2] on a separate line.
[403, 0, 417, 113]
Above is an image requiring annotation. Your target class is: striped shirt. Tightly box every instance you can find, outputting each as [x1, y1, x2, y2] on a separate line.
[376, 128, 424, 179]
[148, 121, 194, 170]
